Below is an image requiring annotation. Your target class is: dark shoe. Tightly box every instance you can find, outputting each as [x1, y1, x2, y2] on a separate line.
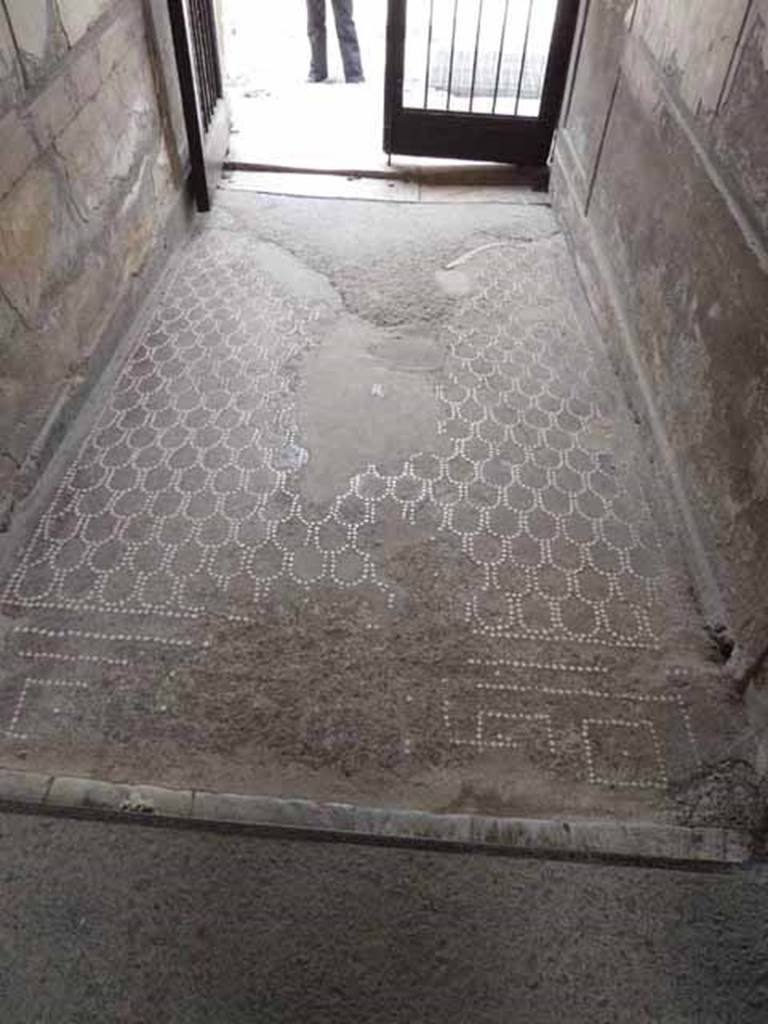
[345, 75, 365, 84]
[307, 73, 328, 83]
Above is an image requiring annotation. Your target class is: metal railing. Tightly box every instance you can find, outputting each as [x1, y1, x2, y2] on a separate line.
[187, 0, 222, 131]
[405, 0, 558, 116]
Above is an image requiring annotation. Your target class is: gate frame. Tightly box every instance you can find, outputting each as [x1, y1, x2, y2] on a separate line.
[168, 0, 229, 211]
[384, 0, 580, 166]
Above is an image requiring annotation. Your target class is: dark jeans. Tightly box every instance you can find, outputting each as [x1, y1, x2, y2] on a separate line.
[306, 0, 364, 82]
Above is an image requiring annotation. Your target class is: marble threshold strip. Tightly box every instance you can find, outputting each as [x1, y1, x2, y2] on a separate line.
[0, 767, 754, 868]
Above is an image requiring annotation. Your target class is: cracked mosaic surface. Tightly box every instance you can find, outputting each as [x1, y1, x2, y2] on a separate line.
[0, 219, 728, 810]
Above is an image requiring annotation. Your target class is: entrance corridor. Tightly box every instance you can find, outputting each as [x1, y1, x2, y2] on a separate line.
[0, 190, 754, 828]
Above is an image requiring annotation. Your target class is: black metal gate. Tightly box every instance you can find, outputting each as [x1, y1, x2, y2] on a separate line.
[168, 0, 229, 211]
[384, 0, 578, 165]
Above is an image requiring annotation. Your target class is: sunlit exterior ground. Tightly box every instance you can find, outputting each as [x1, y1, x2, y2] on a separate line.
[221, 0, 557, 171]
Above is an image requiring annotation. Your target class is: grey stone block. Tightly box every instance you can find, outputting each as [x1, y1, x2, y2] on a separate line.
[4, 0, 68, 85]
[26, 71, 80, 147]
[47, 776, 193, 817]
[191, 790, 751, 864]
[0, 109, 37, 202]
[54, 55, 157, 221]
[0, 767, 52, 803]
[58, 0, 115, 48]
[190, 791, 334, 828]
[0, 8, 23, 116]
[0, 164, 71, 323]
[4, 0, 50, 60]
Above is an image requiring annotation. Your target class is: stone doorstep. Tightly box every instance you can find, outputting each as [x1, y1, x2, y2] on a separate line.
[0, 766, 754, 866]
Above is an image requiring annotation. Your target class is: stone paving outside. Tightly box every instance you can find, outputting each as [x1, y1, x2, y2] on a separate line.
[0, 191, 753, 824]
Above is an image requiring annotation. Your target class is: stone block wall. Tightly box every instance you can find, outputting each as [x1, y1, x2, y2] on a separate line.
[0, 0, 190, 530]
[553, 0, 768, 676]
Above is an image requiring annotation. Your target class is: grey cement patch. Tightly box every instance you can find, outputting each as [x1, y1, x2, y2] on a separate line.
[298, 317, 443, 503]
[248, 239, 341, 309]
[0, 194, 755, 830]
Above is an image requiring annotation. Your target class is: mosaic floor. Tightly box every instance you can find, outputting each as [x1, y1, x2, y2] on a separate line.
[0, 194, 748, 820]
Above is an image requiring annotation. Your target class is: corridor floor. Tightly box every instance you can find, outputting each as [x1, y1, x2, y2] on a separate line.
[0, 191, 753, 826]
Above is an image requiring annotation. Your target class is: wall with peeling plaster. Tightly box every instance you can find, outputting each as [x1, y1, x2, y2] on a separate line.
[0, 0, 190, 529]
[553, 0, 768, 676]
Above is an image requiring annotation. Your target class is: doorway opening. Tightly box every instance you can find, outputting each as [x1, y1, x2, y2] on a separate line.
[222, 0, 389, 175]
[219, 1, 576, 181]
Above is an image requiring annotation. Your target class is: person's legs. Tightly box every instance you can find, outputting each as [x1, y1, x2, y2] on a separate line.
[306, 0, 328, 81]
[330, 0, 364, 82]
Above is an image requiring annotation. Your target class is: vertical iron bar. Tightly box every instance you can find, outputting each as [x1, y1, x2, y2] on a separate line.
[196, 0, 216, 124]
[202, 0, 222, 113]
[514, 0, 535, 116]
[384, 0, 406, 155]
[205, 6, 218, 118]
[188, 0, 210, 126]
[446, 0, 460, 112]
[193, 0, 215, 126]
[196, 0, 212, 122]
[491, 0, 511, 114]
[209, 0, 223, 97]
[469, 0, 484, 112]
[423, 0, 435, 110]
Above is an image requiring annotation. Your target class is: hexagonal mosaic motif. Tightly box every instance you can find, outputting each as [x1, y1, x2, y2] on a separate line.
[0, 224, 711, 801]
